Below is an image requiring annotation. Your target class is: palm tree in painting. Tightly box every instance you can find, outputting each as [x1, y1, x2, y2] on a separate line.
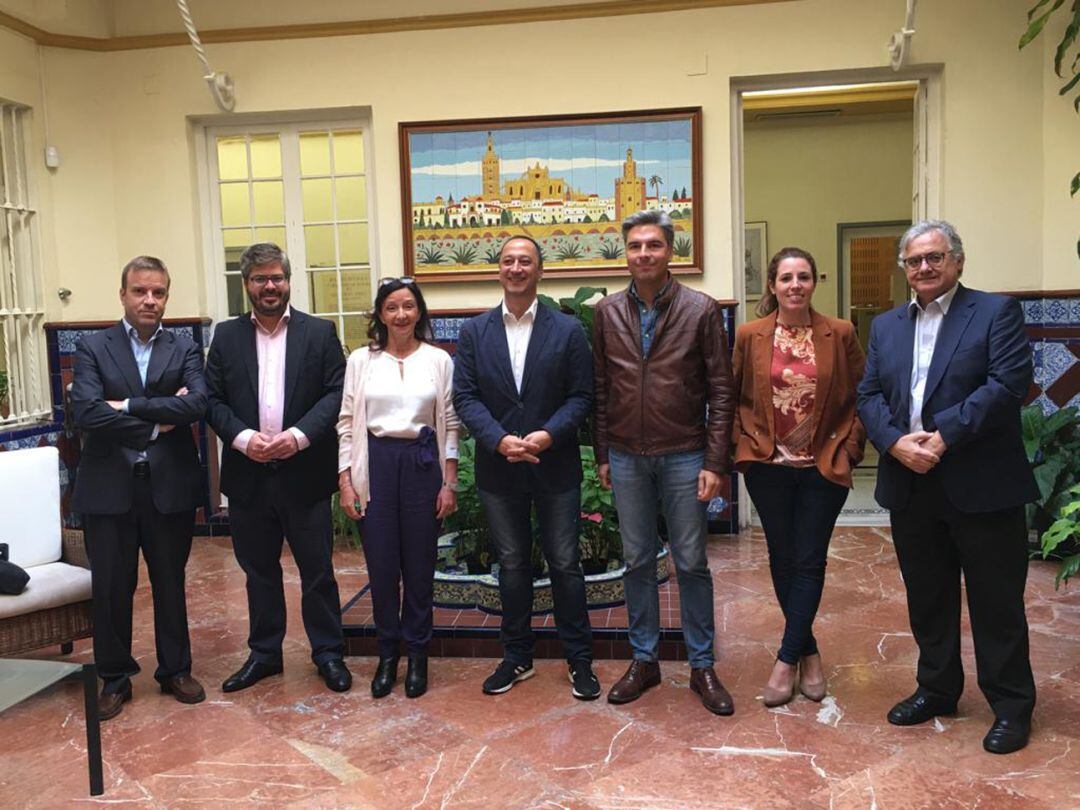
[648, 174, 663, 206]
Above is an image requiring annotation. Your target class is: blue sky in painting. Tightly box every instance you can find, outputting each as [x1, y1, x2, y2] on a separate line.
[408, 119, 693, 203]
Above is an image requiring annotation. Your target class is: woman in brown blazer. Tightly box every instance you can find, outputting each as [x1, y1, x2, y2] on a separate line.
[732, 247, 866, 708]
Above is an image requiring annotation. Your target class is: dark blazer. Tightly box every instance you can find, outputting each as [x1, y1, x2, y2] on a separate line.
[453, 302, 592, 495]
[205, 309, 345, 506]
[732, 309, 867, 488]
[857, 284, 1038, 512]
[70, 323, 207, 515]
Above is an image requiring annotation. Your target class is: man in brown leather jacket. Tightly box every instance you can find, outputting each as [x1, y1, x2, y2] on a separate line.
[594, 209, 737, 715]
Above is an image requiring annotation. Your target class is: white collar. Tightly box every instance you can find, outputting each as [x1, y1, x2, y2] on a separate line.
[909, 283, 959, 317]
[122, 318, 163, 345]
[501, 298, 538, 323]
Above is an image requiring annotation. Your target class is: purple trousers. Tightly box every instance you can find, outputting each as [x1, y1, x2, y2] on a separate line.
[360, 430, 442, 657]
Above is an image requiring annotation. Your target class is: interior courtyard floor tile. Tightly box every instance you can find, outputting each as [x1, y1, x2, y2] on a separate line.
[1, 528, 1078, 808]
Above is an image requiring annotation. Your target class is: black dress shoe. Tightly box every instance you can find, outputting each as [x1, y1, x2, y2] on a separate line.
[221, 658, 283, 693]
[887, 691, 958, 726]
[371, 656, 399, 698]
[404, 656, 428, 698]
[317, 659, 353, 693]
[983, 718, 1030, 754]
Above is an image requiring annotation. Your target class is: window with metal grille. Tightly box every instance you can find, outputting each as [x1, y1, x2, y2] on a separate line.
[0, 101, 48, 428]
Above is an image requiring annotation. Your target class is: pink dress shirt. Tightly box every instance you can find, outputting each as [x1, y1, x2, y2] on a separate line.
[232, 306, 309, 455]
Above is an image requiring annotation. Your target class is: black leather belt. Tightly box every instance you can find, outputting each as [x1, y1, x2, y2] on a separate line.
[133, 461, 151, 478]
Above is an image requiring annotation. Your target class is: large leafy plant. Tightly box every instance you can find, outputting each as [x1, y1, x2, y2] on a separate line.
[1041, 483, 1080, 587]
[1019, 1, 1080, 256]
[1022, 404, 1080, 535]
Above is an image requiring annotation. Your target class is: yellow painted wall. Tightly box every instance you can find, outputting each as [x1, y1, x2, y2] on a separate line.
[0, 0, 1072, 327]
[744, 114, 914, 318]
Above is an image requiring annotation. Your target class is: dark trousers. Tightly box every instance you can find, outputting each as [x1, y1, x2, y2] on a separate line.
[360, 433, 442, 658]
[890, 470, 1036, 722]
[744, 462, 849, 665]
[83, 474, 194, 693]
[479, 486, 592, 665]
[228, 473, 344, 666]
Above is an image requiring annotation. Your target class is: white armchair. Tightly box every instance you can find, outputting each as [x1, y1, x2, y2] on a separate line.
[0, 446, 93, 656]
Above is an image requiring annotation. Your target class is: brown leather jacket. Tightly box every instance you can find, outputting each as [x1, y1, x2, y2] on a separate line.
[592, 278, 735, 473]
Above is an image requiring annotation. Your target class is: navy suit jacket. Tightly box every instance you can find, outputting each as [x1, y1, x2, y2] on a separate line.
[452, 303, 592, 495]
[70, 323, 208, 515]
[856, 284, 1038, 513]
[206, 309, 344, 507]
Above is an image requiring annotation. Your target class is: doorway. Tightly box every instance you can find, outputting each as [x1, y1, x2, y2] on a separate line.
[732, 72, 940, 527]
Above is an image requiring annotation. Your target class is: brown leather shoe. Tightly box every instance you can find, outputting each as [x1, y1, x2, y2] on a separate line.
[690, 666, 735, 716]
[160, 673, 207, 704]
[98, 683, 132, 721]
[607, 660, 661, 704]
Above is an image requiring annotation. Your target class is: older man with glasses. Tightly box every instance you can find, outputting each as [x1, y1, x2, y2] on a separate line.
[858, 219, 1039, 754]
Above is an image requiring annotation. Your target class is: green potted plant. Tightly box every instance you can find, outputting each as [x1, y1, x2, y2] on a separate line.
[1041, 483, 1080, 588]
[1021, 404, 1080, 548]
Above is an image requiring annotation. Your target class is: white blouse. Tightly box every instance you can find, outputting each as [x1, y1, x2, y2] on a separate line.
[336, 342, 460, 511]
[365, 350, 459, 459]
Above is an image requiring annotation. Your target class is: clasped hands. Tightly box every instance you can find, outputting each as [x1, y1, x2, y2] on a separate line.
[246, 430, 300, 463]
[497, 430, 553, 464]
[889, 430, 947, 474]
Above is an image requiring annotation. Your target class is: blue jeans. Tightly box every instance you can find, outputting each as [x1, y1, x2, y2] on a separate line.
[609, 448, 715, 668]
[478, 487, 592, 665]
[743, 462, 849, 665]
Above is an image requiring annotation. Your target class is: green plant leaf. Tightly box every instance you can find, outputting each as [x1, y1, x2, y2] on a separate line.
[1034, 458, 1066, 501]
[537, 293, 559, 311]
[1055, 553, 1080, 588]
[1045, 405, 1079, 435]
[1052, 7, 1080, 75]
[1028, 0, 1058, 22]
[1072, 172, 1080, 197]
[1059, 69, 1080, 94]
[1021, 0, 1066, 48]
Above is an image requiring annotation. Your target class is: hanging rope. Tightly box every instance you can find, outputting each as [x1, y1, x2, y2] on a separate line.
[888, 0, 917, 71]
[176, 0, 235, 111]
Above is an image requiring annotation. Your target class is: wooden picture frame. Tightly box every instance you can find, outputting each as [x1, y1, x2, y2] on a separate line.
[399, 108, 702, 283]
[744, 221, 768, 300]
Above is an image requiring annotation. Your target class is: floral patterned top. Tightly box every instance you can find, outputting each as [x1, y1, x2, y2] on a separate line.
[770, 324, 816, 466]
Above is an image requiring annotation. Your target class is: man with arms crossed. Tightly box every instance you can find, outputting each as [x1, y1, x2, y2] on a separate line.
[594, 210, 736, 715]
[453, 235, 599, 700]
[71, 255, 208, 719]
[206, 242, 351, 693]
[857, 219, 1038, 754]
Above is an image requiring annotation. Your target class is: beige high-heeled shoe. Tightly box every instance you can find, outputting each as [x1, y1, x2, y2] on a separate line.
[762, 661, 798, 708]
[799, 654, 827, 702]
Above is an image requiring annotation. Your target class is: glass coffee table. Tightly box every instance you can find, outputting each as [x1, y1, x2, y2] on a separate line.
[0, 659, 103, 796]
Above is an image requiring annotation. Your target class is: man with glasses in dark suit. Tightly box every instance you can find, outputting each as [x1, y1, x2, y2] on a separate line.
[858, 219, 1038, 754]
[206, 242, 351, 694]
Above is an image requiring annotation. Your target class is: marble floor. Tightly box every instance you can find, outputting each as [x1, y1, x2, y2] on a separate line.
[2, 528, 1079, 808]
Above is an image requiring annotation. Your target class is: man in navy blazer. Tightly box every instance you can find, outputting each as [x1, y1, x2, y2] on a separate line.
[453, 235, 598, 700]
[857, 220, 1038, 754]
[206, 243, 351, 694]
[71, 255, 208, 719]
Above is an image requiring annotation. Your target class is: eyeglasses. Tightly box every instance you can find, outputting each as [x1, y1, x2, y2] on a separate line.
[248, 274, 288, 287]
[378, 277, 416, 287]
[900, 251, 952, 271]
